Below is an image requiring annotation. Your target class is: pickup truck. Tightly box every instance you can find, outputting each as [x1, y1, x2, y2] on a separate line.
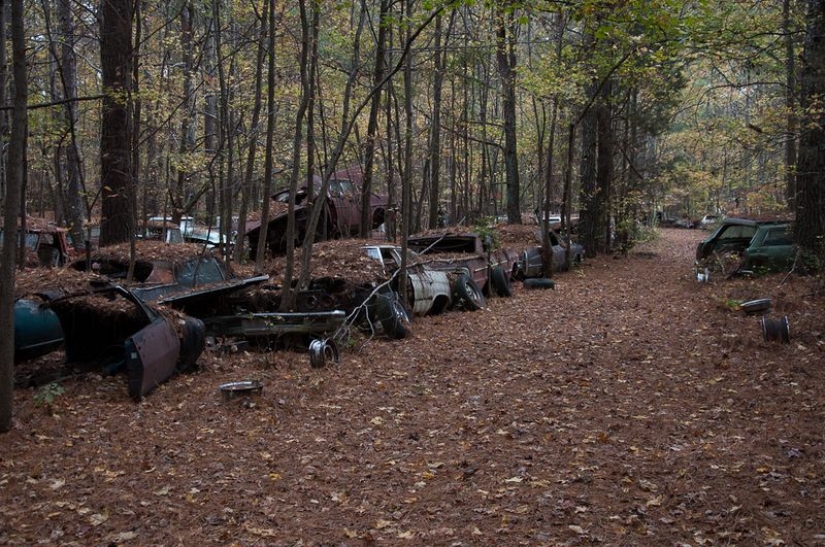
[406, 231, 519, 298]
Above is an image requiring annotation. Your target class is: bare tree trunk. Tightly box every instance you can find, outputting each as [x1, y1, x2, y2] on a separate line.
[426, 11, 451, 229]
[172, 1, 195, 223]
[235, 4, 270, 263]
[59, 0, 86, 246]
[0, 1, 7, 198]
[541, 100, 558, 278]
[795, 0, 825, 251]
[399, 0, 415, 304]
[99, 0, 134, 246]
[208, 0, 234, 265]
[360, 0, 390, 237]
[495, 2, 521, 224]
[1, 0, 27, 433]
[253, 0, 278, 275]
[578, 80, 598, 256]
[784, 0, 798, 210]
[595, 80, 614, 253]
[280, 0, 313, 311]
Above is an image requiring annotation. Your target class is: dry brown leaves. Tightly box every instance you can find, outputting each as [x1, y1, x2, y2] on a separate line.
[494, 223, 542, 249]
[4, 229, 825, 546]
[14, 268, 106, 300]
[82, 241, 212, 264]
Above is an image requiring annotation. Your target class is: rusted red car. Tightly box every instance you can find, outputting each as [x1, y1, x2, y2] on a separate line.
[406, 231, 519, 298]
[1, 217, 73, 267]
[246, 165, 388, 258]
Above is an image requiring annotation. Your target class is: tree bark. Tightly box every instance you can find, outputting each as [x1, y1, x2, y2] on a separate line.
[55, 0, 86, 249]
[784, 0, 798, 210]
[1, 0, 27, 433]
[235, 3, 269, 263]
[99, 0, 134, 246]
[578, 83, 598, 256]
[795, 0, 825, 251]
[495, 2, 521, 224]
[426, 11, 446, 229]
[360, 0, 390, 237]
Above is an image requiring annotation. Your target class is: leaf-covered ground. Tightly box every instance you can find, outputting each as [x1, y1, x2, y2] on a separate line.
[3, 228, 824, 546]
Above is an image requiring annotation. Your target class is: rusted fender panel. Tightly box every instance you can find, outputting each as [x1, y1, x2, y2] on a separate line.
[490, 248, 520, 276]
[407, 270, 451, 316]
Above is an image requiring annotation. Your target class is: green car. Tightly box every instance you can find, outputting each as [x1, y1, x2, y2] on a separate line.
[14, 298, 64, 363]
[741, 223, 796, 273]
[695, 218, 795, 275]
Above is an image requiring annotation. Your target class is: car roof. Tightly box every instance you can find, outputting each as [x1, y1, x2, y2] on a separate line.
[719, 217, 789, 227]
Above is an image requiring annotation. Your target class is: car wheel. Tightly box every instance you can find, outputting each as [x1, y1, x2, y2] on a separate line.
[374, 291, 411, 339]
[455, 273, 486, 310]
[523, 278, 555, 290]
[309, 338, 339, 368]
[490, 266, 513, 297]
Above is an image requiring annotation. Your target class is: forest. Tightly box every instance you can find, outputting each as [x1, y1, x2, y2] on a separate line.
[1, 2, 825, 425]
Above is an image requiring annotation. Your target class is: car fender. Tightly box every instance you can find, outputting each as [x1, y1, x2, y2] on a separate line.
[406, 270, 451, 316]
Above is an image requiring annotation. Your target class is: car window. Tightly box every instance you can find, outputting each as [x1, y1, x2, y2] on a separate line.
[718, 225, 757, 240]
[762, 228, 793, 247]
[328, 181, 343, 197]
[364, 247, 381, 262]
[176, 258, 226, 286]
[339, 180, 356, 197]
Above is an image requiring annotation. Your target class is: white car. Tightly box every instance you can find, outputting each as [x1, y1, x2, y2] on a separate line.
[699, 214, 720, 229]
[363, 245, 454, 316]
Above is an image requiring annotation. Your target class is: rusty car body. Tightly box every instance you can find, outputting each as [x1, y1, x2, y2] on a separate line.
[517, 229, 585, 278]
[15, 282, 206, 399]
[1, 217, 73, 267]
[406, 231, 519, 297]
[245, 165, 388, 259]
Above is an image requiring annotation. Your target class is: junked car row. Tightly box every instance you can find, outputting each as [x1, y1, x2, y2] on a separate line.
[13, 220, 584, 400]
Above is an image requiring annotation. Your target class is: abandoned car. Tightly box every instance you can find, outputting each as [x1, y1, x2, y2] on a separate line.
[68, 242, 268, 311]
[740, 223, 796, 273]
[695, 217, 794, 275]
[285, 240, 486, 339]
[245, 165, 388, 259]
[14, 276, 206, 399]
[13, 297, 64, 364]
[1, 217, 73, 267]
[517, 229, 585, 278]
[406, 231, 519, 297]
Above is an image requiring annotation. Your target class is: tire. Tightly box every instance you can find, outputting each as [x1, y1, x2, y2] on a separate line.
[491, 266, 513, 297]
[374, 292, 411, 339]
[309, 338, 339, 368]
[523, 277, 555, 290]
[455, 273, 486, 311]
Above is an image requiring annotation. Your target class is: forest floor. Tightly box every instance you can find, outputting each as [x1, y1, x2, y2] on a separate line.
[2, 228, 824, 546]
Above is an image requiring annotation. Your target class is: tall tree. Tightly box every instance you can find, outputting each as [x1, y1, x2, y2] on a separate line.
[795, 0, 825, 251]
[235, 3, 269, 263]
[426, 10, 446, 229]
[1, 0, 27, 433]
[98, 0, 134, 246]
[784, 0, 798, 210]
[360, 0, 390, 237]
[495, 2, 521, 223]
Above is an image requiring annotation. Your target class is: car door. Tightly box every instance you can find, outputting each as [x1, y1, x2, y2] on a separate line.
[744, 225, 794, 271]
